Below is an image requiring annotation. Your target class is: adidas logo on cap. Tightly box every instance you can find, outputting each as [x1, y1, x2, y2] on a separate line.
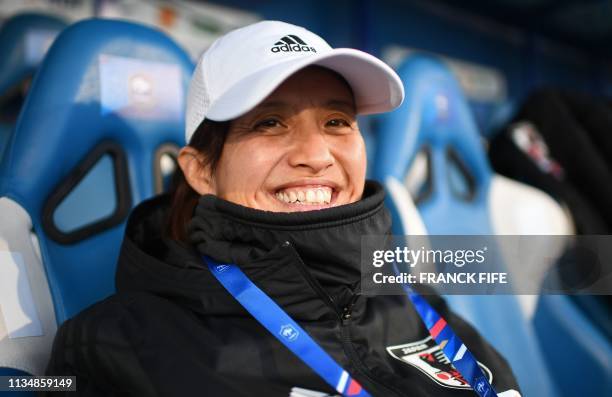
[271, 35, 317, 53]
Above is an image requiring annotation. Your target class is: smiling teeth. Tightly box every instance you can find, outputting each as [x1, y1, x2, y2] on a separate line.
[276, 187, 332, 205]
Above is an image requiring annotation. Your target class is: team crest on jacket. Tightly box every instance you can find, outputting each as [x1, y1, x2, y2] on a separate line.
[386, 336, 493, 389]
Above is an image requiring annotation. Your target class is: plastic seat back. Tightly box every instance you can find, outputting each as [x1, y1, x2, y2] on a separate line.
[0, 18, 193, 377]
[374, 54, 560, 396]
[0, 13, 67, 162]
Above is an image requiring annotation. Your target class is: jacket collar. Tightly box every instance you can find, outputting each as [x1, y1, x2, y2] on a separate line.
[116, 180, 390, 321]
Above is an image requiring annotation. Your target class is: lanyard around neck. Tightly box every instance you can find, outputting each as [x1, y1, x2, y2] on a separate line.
[392, 263, 498, 397]
[204, 255, 498, 397]
[205, 255, 370, 397]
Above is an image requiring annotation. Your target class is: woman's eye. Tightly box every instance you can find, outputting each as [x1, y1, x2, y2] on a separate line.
[326, 118, 351, 128]
[253, 118, 281, 130]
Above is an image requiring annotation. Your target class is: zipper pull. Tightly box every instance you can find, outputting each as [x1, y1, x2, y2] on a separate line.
[342, 305, 352, 322]
[341, 294, 359, 324]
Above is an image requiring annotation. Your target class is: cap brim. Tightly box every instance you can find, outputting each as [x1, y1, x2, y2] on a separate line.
[205, 48, 405, 122]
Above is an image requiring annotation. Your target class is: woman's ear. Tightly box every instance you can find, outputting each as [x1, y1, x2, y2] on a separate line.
[178, 146, 216, 195]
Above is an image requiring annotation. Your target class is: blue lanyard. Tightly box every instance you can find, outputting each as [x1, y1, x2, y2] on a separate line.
[205, 256, 371, 397]
[204, 255, 497, 397]
[392, 263, 498, 397]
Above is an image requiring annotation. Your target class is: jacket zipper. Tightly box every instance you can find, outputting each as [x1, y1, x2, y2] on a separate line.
[284, 242, 404, 397]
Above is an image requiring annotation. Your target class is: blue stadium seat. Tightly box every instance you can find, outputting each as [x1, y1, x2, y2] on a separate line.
[533, 295, 612, 396]
[373, 54, 570, 396]
[0, 18, 193, 380]
[0, 13, 67, 162]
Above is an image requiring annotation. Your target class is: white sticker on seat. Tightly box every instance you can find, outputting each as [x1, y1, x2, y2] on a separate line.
[0, 251, 43, 338]
[98, 54, 183, 121]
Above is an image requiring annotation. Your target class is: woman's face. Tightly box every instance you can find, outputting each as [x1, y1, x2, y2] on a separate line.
[183, 66, 367, 212]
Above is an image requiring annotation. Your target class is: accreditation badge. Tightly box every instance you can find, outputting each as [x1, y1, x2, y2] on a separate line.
[387, 336, 493, 389]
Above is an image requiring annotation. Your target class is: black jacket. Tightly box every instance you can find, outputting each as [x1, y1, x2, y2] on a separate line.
[46, 181, 520, 396]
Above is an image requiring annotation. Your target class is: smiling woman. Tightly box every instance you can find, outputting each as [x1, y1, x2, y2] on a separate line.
[45, 20, 521, 397]
[179, 66, 364, 210]
[168, 66, 366, 241]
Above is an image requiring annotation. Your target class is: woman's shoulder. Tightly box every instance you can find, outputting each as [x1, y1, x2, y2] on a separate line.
[47, 292, 207, 380]
[46, 292, 193, 394]
[49, 293, 155, 355]
[56, 291, 193, 342]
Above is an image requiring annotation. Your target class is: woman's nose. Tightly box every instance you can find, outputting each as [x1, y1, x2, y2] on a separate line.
[287, 125, 334, 173]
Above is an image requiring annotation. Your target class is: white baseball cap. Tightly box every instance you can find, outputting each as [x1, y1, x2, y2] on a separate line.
[185, 20, 405, 143]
